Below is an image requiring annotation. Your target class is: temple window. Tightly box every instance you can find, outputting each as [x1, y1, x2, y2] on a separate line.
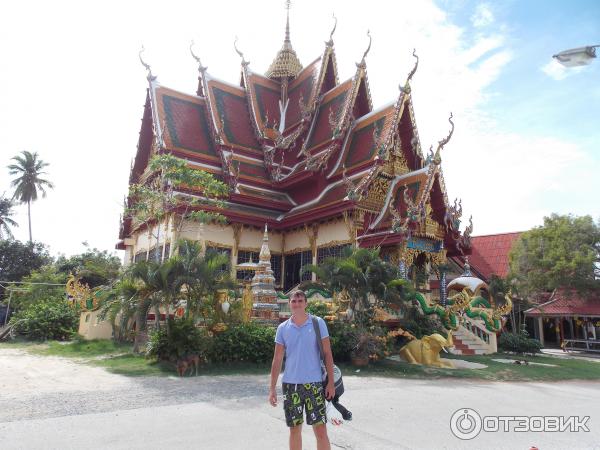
[271, 253, 282, 286]
[284, 250, 312, 291]
[206, 246, 232, 275]
[317, 244, 351, 264]
[237, 250, 259, 281]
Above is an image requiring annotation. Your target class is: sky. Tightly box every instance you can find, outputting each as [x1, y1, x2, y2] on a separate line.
[0, 0, 598, 259]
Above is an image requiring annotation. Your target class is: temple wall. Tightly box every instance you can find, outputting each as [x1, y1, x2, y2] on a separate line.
[316, 221, 349, 246]
[179, 221, 234, 247]
[283, 229, 310, 253]
[239, 227, 263, 250]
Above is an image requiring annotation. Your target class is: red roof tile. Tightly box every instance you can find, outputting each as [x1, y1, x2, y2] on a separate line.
[468, 232, 522, 280]
[525, 288, 600, 316]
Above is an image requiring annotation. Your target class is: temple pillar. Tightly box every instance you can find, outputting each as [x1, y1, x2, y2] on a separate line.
[231, 224, 242, 278]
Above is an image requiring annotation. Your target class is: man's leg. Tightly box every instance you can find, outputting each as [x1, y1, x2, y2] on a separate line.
[289, 424, 302, 450]
[312, 423, 331, 450]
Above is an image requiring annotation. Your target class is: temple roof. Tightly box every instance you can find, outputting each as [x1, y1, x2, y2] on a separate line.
[122, 21, 472, 257]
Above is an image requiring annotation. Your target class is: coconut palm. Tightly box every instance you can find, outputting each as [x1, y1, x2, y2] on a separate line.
[0, 196, 18, 239]
[8, 151, 54, 242]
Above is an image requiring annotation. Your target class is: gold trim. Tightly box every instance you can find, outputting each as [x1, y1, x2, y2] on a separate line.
[284, 246, 311, 255]
[317, 239, 352, 249]
[205, 240, 233, 250]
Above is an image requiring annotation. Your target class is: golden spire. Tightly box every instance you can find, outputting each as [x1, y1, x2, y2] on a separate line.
[266, 0, 303, 79]
[259, 223, 271, 262]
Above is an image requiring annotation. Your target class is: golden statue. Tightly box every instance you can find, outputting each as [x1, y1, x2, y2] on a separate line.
[399, 332, 455, 368]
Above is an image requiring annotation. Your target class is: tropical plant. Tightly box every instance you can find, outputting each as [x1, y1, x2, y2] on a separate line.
[8, 151, 54, 242]
[206, 322, 276, 364]
[98, 277, 140, 342]
[10, 299, 79, 341]
[147, 317, 210, 362]
[126, 154, 229, 263]
[301, 247, 414, 325]
[175, 239, 236, 321]
[0, 196, 18, 239]
[498, 329, 542, 354]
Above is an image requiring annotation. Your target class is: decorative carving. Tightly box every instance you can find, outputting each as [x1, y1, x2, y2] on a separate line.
[444, 198, 462, 233]
[190, 41, 207, 73]
[342, 165, 358, 201]
[326, 13, 337, 47]
[457, 215, 473, 255]
[234, 36, 249, 66]
[357, 30, 371, 68]
[432, 113, 454, 165]
[138, 46, 156, 81]
[360, 176, 389, 211]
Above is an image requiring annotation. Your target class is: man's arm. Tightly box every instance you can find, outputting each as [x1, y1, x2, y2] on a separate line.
[269, 343, 285, 406]
[322, 336, 335, 399]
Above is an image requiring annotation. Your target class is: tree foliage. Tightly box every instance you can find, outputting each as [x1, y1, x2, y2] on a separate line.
[56, 244, 121, 288]
[0, 240, 51, 298]
[509, 214, 600, 296]
[0, 196, 18, 239]
[126, 154, 230, 262]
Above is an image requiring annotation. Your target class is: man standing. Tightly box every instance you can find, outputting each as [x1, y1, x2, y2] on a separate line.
[269, 290, 336, 450]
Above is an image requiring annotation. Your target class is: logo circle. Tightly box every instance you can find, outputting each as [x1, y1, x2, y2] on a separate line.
[450, 408, 482, 440]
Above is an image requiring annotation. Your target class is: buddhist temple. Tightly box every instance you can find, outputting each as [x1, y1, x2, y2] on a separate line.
[116, 7, 474, 306]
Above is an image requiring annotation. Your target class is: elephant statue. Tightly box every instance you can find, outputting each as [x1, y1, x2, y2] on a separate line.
[398, 332, 454, 368]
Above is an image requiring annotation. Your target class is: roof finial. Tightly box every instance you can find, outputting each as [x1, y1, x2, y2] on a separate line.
[190, 41, 207, 73]
[359, 30, 372, 66]
[433, 112, 454, 165]
[138, 46, 156, 81]
[285, 0, 291, 43]
[234, 36, 249, 66]
[326, 13, 337, 47]
[407, 49, 419, 83]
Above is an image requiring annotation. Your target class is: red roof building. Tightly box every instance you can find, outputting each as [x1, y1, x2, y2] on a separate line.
[451, 232, 521, 282]
[117, 10, 474, 292]
[525, 289, 600, 318]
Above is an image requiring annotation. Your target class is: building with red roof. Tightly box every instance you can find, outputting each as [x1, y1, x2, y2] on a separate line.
[525, 288, 600, 348]
[116, 9, 474, 295]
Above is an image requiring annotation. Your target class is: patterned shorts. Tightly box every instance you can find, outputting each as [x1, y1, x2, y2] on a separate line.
[282, 382, 327, 427]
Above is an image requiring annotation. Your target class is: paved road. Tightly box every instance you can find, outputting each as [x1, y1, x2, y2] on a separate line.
[1, 349, 599, 449]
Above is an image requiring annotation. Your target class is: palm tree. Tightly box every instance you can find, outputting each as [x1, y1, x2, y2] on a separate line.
[8, 151, 54, 242]
[0, 196, 18, 239]
[175, 239, 235, 320]
[302, 247, 414, 325]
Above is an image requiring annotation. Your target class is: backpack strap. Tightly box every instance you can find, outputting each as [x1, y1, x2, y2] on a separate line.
[312, 316, 325, 363]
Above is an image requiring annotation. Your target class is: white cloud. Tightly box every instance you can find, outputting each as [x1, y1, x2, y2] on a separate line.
[471, 4, 494, 28]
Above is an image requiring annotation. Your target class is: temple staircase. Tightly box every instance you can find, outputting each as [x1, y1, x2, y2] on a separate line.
[450, 317, 497, 355]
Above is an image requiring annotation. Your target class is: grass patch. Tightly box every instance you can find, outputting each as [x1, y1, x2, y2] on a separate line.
[343, 352, 600, 382]
[30, 339, 131, 358]
[6, 338, 600, 382]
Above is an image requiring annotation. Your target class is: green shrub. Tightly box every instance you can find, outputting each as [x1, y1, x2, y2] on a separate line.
[147, 318, 210, 362]
[326, 321, 356, 362]
[305, 301, 330, 318]
[10, 300, 79, 341]
[498, 331, 542, 354]
[206, 323, 276, 364]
